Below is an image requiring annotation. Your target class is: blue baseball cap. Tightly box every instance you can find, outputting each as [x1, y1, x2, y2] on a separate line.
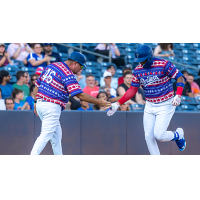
[43, 43, 52, 46]
[68, 52, 87, 69]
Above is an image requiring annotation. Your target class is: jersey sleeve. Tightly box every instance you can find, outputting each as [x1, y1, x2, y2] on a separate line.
[164, 61, 187, 81]
[63, 74, 83, 97]
[131, 72, 140, 88]
[35, 70, 45, 88]
[27, 53, 35, 61]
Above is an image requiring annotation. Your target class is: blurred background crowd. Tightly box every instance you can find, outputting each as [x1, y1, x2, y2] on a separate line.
[0, 43, 200, 112]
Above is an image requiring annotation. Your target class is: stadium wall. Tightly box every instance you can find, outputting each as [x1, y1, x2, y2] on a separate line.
[0, 111, 199, 155]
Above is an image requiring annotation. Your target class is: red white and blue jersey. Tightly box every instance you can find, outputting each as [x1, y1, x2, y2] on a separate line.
[35, 62, 83, 109]
[131, 58, 186, 103]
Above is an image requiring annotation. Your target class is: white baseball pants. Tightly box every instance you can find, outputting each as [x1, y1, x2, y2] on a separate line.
[30, 101, 63, 155]
[143, 98, 176, 155]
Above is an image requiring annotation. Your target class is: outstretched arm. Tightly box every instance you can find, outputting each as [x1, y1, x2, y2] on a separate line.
[107, 86, 139, 116]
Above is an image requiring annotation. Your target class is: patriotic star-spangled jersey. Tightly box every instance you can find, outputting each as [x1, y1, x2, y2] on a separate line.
[131, 58, 186, 103]
[35, 62, 83, 109]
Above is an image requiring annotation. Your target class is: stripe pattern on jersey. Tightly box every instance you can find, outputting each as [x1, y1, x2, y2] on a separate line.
[131, 58, 186, 103]
[35, 62, 83, 109]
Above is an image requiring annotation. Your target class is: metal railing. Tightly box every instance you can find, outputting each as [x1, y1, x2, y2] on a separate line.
[56, 43, 200, 71]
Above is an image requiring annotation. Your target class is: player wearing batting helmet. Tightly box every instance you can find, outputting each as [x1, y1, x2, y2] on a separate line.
[107, 44, 186, 155]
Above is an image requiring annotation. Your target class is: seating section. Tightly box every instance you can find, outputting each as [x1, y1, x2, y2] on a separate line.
[2, 43, 200, 112]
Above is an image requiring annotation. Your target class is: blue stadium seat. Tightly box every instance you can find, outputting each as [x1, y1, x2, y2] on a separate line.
[10, 76, 17, 84]
[197, 105, 200, 111]
[52, 46, 58, 53]
[9, 71, 17, 76]
[126, 53, 135, 63]
[59, 52, 69, 59]
[116, 43, 126, 48]
[181, 96, 196, 105]
[3, 66, 19, 72]
[125, 47, 135, 53]
[182, 56, 197, 65]
[21, 67, 36, 73]
[86, 61, 101, 70]
[57, 44, 68, 53]
[173, 43, 182, 50]
[130, 104, 145, 112]
[118, 48, 126, 56]
[187, 68, 199, 75]
[182, 50, 197, 57]
[181, 105, 198, 112]
[196, 56, 200, 64]
[84, 53, 97, 62]
[173, 50, 182, 57]
[116, 69, 123, 76]
[100, 62, 117, 69]
[12, 60, 25, 68]
[152, 43, 159, 48]
[175, 106, 182, 111]
[124, 43, 139, 48]
[193, 43, 200, 50]
[195, 96, 200, 104]
[179, 43, 194, 50]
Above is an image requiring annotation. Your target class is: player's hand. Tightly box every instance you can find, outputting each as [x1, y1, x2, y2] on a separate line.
[98, 98, 111, 109]
[107, 102, 120, 116]
[34, 103, 38, 116]
[171, 95, 181, 106]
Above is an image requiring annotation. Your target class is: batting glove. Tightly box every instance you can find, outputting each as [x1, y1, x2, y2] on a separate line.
[107, 102, 120, 116]
[171, 95, 181, 106]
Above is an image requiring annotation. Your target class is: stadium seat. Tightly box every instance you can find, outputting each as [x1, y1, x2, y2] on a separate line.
[182, 56, 197, 65]
[173, 43, 182, 50]
[21, 67, 36, 73]
[193, 43, 200, 50]
[118, 48, 126, 56]
[86, 68, 101, 76]
[52, 46, 58, 53]
[9, 71, 17, 76]
[57, 44, 68, 53]
[152, 43, 159, 48]
[116, 69, 123, 76]
[181, 105, 198, 112]
[130, 104, 145, 112]
[181, 96, 196, 105]
[100, 62, 117, 69]
[182, 49, 197, 57]
[10, 76, 17, 84]
[86, 61, 101, 70]
[195, 96, 200, 104]
[12, 60, 25, 68]
[3, 66, 19, 72]
[84, 53, 97, 62]
[125, 47, 135, 53]
[173, 50, 182, 57]
[187, 68, 199, 75]
[124, 43, 139, 48]
[197, 105, 200, 111]
[126, 53, 135, 63]
[175, 106, 182, 111]
[179, 43, 194, 50]
[116, 43, 126, 48]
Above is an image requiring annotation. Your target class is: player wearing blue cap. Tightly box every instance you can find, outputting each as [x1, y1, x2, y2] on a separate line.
[107, 45, 186, 155]
[31, 52, 111, 155]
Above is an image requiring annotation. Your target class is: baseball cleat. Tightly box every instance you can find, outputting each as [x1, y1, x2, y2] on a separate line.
[175, 128, 186, 151]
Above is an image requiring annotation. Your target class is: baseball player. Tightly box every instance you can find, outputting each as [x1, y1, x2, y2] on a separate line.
[107, 45, 186, 155]
[31, 52, 111, 155]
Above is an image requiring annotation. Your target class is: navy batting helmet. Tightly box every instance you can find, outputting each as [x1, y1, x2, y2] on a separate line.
[134, 45, 153, 69]
[68, 52, 87, 69]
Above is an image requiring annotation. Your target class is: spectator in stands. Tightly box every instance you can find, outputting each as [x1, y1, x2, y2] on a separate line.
[83, 74, 99, 97]
[0, 70, 14, 99]
[26, 84, 35, 110]
[0, 43, 14, 67]
[100, 65, 118, 89]
[13, 71, 30, 102]
[118, 103, 130, 111]
[75, 69, 86, 89]
[117, 71, 144, 105]
[77, 99, 93, 111]
[99, 85, 115, 99]
[194, 70, 200, 88]
[24, 72, 30, 88]
[27, 43, 51, 69]
[28, 43, 36, 50]
[154, 43, 175, 57]
[103, 71, 117, 97]
[42, 43, 62, 63]
[173, 70, 193, 97]
[93, 90, 109, 111]
[7, 43, 32, 65]
[4, 97, 15, 110]
[187, 73, 200, 97]
[0, 88, 6, 110]
[12, 88, 30, 110]
[30, 74, 39, 87]
[118, 64, 133, 85]
[95, 43, 125, 67]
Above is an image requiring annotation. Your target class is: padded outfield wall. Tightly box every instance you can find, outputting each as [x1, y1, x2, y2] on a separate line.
[0, 111, 199, 155]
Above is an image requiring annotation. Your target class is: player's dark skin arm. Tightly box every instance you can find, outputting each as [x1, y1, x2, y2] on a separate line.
[76, 93, 111, 108]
